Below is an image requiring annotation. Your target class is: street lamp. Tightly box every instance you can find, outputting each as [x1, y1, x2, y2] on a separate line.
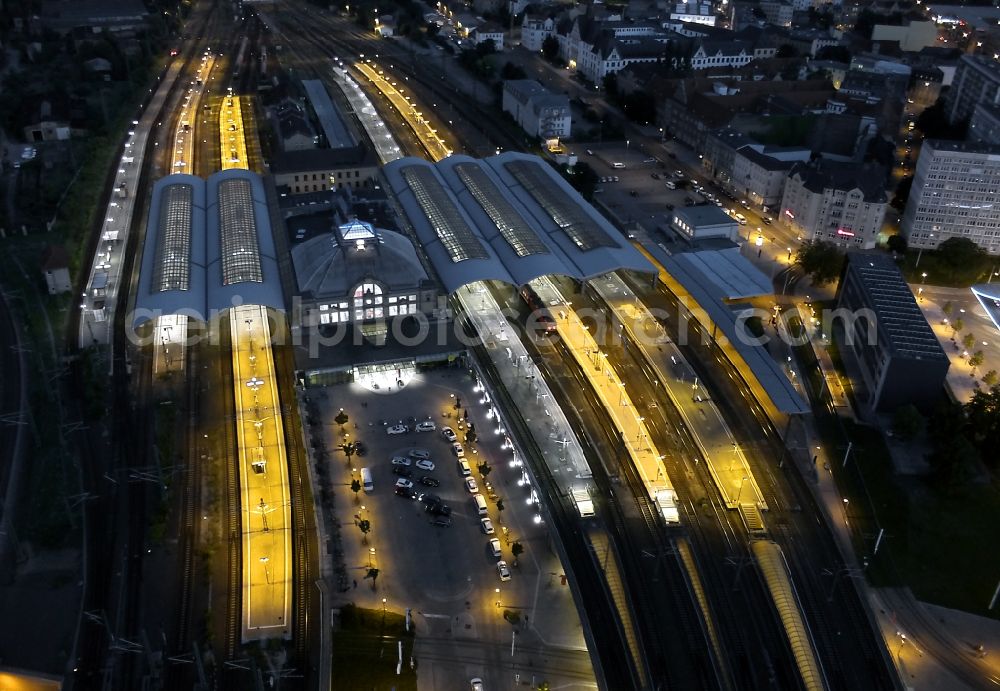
[495, 587, 501, 608]
[736, 476, 749, 503]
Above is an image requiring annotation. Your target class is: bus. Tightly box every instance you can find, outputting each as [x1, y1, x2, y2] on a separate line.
[361, 467, 373, 493]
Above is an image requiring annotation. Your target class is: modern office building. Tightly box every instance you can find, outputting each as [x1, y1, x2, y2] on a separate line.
[834, 252, 949, 412]
[945, 54, 1000, 125]
[901, 139, 1000, 255]
[779, 159, 888, 249]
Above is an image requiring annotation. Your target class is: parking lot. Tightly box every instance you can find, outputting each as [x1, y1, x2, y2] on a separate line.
[312, 366, 595, 690]
[584, 143, 724, 234]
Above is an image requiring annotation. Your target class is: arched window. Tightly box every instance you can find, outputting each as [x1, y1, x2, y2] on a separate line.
[353, 281, 384, 308]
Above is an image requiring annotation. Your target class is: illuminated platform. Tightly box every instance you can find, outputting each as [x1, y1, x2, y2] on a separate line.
[231, 304, 291, 641]
[532, 276, 680, 523]
[221, 90, 249, 170]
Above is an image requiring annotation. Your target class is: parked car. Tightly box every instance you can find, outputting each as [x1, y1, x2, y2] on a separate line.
[395, 485, 416, 498]
[387, 424, 408, 435]
[441, 427, 457, 442]
[416, 421, 436, 432]
[419, 475, 440, 487]
[392, 466, 413, 478]
[427, 502, 452, 516]
[480, 518, 494, 534]
[395, 478, 414, 490]
[391, 456, 412, 466]
[408, 449, 431, 460]
[488, 538, 502, 558]
[354, 441, 367, 456]
[415, 459, 435, 471]
[465, 477, 478, 493]
[451, 442, 465, 458]
[419, 493, 441, 506]
[496, 561, 511, 582]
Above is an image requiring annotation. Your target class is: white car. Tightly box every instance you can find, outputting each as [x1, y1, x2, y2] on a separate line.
[465, 477, 478, 493]
[441, 426, 457, 442]
[391, 456, 412, 466]
[496, 560, 511, 582]
[451, 442, 465, 458]
[470, 679, 484, 691]
[488, 538, 502, 558]
[387, 424, 408, 435]
[416, 421, 436, 432]
[480, 517, 494, 534]
[408, 449, 431, 460]
[395, 478, 414, 489]
[415, 459, 435, 471]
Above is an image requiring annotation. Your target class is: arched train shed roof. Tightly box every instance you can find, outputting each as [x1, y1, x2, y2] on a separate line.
[382, 152, 655, 293]
[134, 170, 284, 327]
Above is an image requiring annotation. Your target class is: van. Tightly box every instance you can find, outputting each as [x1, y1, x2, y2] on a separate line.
[361, 467, 374, 492]
[611, 162, 625, 169]
[473, 493, 488, 516]
[458, 459, 472, 476]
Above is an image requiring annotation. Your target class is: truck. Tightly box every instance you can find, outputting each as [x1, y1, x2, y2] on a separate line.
[572, 487, 595, 518]
[116, 183, 127, 199]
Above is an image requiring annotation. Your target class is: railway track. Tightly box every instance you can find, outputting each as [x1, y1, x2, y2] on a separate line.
[174, 344, 203, 652]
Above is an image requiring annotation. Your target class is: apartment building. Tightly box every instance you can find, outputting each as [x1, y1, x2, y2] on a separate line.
[779, 159, 887, 249]
[945, 54, 1000, 125]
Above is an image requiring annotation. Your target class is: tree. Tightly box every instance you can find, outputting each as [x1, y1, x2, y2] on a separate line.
[794, 240, 845, 284]
[982, 369, 998, 388]
[541, 34, 559, 62]
[511, 541, 524, 565]
[335, 408, 349, 433]
[886, 233, 908, 254]
[962, 332, 976, 352]
[815, 44, 848, 62]
[937, 237, 987, 282]
[969, 350, 985, 376]
[478, 461, 492, 478]
[951, 318, 964, 339]
[621, 91, 655, 125]
[367, 567, 380, 590]
[602, 72, 619, 99]
[496, 498, 505, 512]
[916, 97, 966, 140]
[351, 478, 362, 501]
[343, 441, 356, 467]
[890, 176, 913, 211]
[928, 434, 981, 489]
[966, 384, 1000, 468]
[891, 404, 925, 441]
[358, 518, 371, 544]
[466, 428, 478, 444]
[942, 301, 954, 319]
[500, 61, 526, 80]
[775, 44, 797, 58]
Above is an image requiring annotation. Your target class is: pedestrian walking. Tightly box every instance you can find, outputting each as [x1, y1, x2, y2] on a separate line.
[353, 579, 358, 589]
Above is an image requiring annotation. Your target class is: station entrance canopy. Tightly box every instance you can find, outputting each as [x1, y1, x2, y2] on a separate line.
[382, 153, 656, 293]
